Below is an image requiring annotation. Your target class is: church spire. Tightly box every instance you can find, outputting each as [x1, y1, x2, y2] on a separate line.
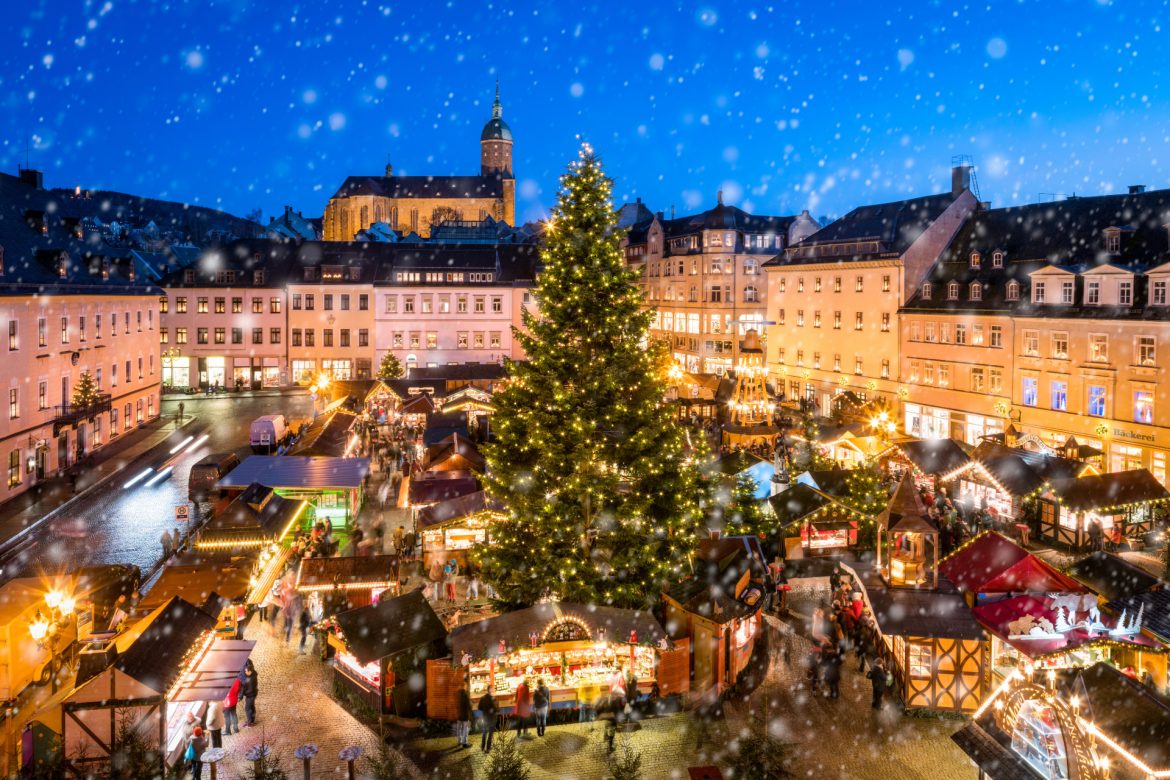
[492, 80, 502, 119]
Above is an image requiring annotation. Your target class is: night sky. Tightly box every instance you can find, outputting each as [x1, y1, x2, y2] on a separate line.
[6, 1, 1169, 226]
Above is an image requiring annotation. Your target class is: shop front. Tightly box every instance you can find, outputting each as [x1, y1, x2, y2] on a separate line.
[217, 456, 370, 529]
[162, 356, 191, 388]
[767, 482, 864, 559]
[882, 438, 971, 493]
[295, 555, 401, 611]
[416, 491, 501, 570]
[428, 603, 685, 720]
[197, 356, 226, 388]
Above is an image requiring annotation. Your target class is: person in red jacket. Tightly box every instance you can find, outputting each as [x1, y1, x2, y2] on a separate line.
[223, 678, 241, 736]
[513, 677, 532, 737]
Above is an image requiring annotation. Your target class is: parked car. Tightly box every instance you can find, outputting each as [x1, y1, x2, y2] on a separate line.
[188, 451, 241, 501]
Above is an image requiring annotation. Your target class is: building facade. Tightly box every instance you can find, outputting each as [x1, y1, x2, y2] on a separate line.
[764, 170, 977, 414]
[322, 87, 515, 240]
[623, 197, 817, 375]
[902, 187, 1170, 483]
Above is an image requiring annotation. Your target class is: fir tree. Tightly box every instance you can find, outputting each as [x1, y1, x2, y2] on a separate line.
[483, 734, 530, 780]
[607, 737, 644, 780]
[794, 403, 834, 472]
[378, 352, 404, 381]
[72, 370, 100, 409]
[725, 472, 766, 537]
[476, 145, 706, 609]
[726, 718, 794, 780]
[841, 461, 887, 548]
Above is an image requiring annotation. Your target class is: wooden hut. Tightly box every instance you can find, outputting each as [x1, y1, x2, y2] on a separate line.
[1040, 469, 1170, 549]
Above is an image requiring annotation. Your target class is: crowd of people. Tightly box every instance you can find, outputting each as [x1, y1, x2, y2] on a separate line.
[805, 567, 892, 711]
[181, 659, 259, 778]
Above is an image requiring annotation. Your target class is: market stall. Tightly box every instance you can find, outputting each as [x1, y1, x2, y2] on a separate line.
[408, 470, 481, 509]
[429, 602, 685, 720]
[951, 441, 1089, 525]
[330, 379, 396, 420]
[1105, 589, 1170, 695]
[327, 589, 448, 716]
[416, 490, 502, 569]
[940, 531, 1085, 606]
[60, 597, 254, 774]
[397, 393, 436, 428]
[217, 455, 370, 528]
[767, 482, 863, 559]
[1040, 469, 1170, 550]
[882, 438, 970, 493]
[287, 410, 360, 458]
[421, 433, 485, 474]
[876, 479, 939, 589]
[195, 483, 308, 553]
[295, 554, 400, 610]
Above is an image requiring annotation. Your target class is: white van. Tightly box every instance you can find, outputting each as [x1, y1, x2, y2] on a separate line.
[249, 414, 287, 453]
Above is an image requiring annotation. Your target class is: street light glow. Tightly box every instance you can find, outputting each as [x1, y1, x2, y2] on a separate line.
[123, 468, 153, 489]
[144, 466, 174, 487]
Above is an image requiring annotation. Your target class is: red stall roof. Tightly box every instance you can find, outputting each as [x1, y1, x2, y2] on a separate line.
[972, 594, 1160, 659]
[939, 531, 1082, 594]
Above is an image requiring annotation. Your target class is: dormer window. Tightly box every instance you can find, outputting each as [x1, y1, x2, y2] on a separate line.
[1119, 280, 1133, 306]
[1033, 281, 1046, 303]
[992, 251, 1004, 268]
[57, 253, 68, 278]
[921, 282, 933, 300]
[1006, 280, 1020, 301]
[969, 282, 983, 301]
[969, 251, 981, 269]
[1105, 228, 1121, 254]
[183, 269, 195, 284]
[254, 269, 265, 285]
[946, 281, 959, 300]
[1086, 279, 1100, 305]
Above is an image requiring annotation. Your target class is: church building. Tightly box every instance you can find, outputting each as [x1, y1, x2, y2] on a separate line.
[323, 86, 515, 241]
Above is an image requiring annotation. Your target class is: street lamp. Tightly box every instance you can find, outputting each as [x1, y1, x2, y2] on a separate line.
[29, 588, 77, 693]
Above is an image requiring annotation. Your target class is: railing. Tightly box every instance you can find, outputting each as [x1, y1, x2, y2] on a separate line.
[52, 394, 113, 435]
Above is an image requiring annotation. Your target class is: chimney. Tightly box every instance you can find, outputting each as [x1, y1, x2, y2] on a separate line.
[951, 164, 972, 196]
[1129, 185, 1147, 194]
[18, 168, 43, 190]
[670, 204, 676, 219]
[636, 196, 642, 204]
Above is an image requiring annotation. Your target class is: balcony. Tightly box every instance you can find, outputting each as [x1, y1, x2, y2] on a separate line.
[53, 394, 112, 436]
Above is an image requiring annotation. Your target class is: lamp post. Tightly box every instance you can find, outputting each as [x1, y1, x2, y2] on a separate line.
[339, 745, 363, 780]
[29, 588, 77, 694]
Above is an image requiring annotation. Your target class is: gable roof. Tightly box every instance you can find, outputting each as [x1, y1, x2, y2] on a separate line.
[197, 484, 305, 546]
[287, 410, 359, 458]
[114, 597, 216, 693]
[940, 532, 1083, 594]
[296, 555, 398, 591]
[217, 456, 370, 490]
[422, 434, 486, 473]
[416, 490, 503, 530]
[1048, 470, 1170, 512]
[895, 438, 971, 477]
[331, 175, 505, 201]
[333, 589, 447, 665]
[1068, 552, 1162, 602]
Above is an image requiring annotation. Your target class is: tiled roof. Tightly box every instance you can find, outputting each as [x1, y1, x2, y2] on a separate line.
[333, 589, 447, 666]
[1048, 469, 1170, 512]
[330, 175, 505, 200]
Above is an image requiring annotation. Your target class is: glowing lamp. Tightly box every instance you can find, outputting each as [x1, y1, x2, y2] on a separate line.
[29, 612, 49, 643]
[44, 590, 62, 610]
[58, 595, 76, 616]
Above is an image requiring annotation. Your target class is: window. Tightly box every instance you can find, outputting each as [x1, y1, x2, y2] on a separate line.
[7, 450, 19, 488]
[304, 329, 315, 347]
[743, 285, 759, 303]
[231, 297, 243, 314]
[1060, 281, 1075, 304]
[1051, 332, 1069, 359]
[426, 332, 438, 349]
[909, 321, 921, 341]
[833, 311, 841, 329]
[989, 368, 1003, 394]
[176, 327, 187, 344]
[324, 294, 333, 311]
[955, 324, 967, 344]
[798, 278, 805, 293]
[197, 297, 208, 313]
[214, 297, 225, 314]
[777, 309, 785, 326]
[881, 359, 890, 379]
[797, 310, 805, 327]
[457, 331, 468, 349]
[292, 294, 302, 310]
[1154, 281, 1168, 306]
[969, 251, 981, 269]
[921, 283, 932, 300]
[7, 320, 15, 351]
[231, 327, 243, 344]
[1022, 377, 1038, 407]
[855, 312, 864, 331]
[1051, 381, 1068, 411]
[882, 275, 890, 292]
[969, 282, 983, 301]
[779, 278, 787, 293]
[271, 297, 282, 313]
[1033, 281, 1046, 303]
[197, 328, 208, 344]
[833, 276, 842, 293]
[796, 350, 805, 366]
[340, 294, 350, 311]
[474, 297, 485, 314]
[1086, 280, 1100, 305]
[1088, 385, 1107, 417]
[1006, 280, 1020, 301]
[159, 297, 169, 314]
[37, 318, 46, 348]
[270, 328, 280, 344]
[832, 353, 842, 371]
[814, 277, 822, 293]
[492, 297, 503, 314]
[358, 329, 368, 347]
[421, 297, 433, 314]
[340, 329, 350, 348]
[1023, 330, 1039, 356]
[38, 381, 46, 410]
[214, 327, 225, 344]
[814, 353, 822, 369]
[1135, 390, 1154, 424]
[251, 297, 263, 314]
[305, 294, 315, 310]
[856, 276, 863, 292]
[323, 330, 333, 348]
[881, 313, 890, 332]
[947, 282, 959, 300]
[1138, 336, 1156, 366]
[971, 367, 985, 393]
[992, 251, 1004, 268]
[923, 362, 934, 384]
[972, 325, 985, 345]
[1089, 334, 1108, 362]
[1119, 280, 1133, 306]
[925, 322, 937, 343]
[990, 325, 1003, 348]
[176, 296, 188, 314]
[938, 364, 950, 387]
[403, 297, 415, 314]
[291, 329, 302, 347]
[60, 316, 68, 344]
[1106, 230, 1121, 253]
[8, 388, 18, 419]
[813, 311, 822, 328]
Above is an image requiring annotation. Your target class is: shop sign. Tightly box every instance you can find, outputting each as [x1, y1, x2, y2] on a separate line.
[1113, 428, 1156, 443]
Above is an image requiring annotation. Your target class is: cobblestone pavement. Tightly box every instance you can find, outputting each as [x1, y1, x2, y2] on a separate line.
[217, 614, 421, 779]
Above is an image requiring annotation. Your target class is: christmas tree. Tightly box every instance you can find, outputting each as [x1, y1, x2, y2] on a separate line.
[725, 472, 767, 537]
[378, 352, 404, 381]
[483, 734, 531, 780]
[841, 461, 886, 548]
[71, 370, 100, 409]
[794, 403, 835, 472]
[476, 145, 706, 609]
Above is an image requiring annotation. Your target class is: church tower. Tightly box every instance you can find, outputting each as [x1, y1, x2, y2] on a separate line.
[480, 82, 515, 225]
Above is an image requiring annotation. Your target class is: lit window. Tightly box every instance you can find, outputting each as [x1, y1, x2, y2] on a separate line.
[1051, 381, 1067, 411]
[1088, 385, 1107, 417]
[1138, 335, 1156, 366]
[1089, 334, 1108, 362]
[1022, 377, 1038, 407]
[1135, 390, 1154, 424]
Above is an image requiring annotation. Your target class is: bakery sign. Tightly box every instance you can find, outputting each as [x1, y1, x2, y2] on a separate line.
[1112, 427, 1157, 443]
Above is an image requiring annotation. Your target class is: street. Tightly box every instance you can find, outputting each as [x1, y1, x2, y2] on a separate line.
[0, 394, 312, 581]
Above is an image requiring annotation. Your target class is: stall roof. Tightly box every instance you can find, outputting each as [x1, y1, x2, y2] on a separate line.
[853, 566, 984, 640]
[416, 490, 503, 530]
[666, 536, 768, 625]
[287, 410, 359, 457]
[138, 564, 253, 612]
[330, 379, 392, 406]
[422, 433, 486, 473]
[940, 532, 1083, 594]
[767, 483, 836, 525]
[333, 589, 447, 666]
[1048, 469, 1170, 511]
[1067, 551, 1162, 602]
[796, 468, 854, 498]
[951, 720, 1050, 780]
[1074, 662, 1170, 772]
[896, 439, 971, 476]
[1105, 589, 1170, 644]
[198, 484, 306, 544]
[296, 555, 398, 591]
[450, 602, 669, 660]
[971, 594, 1160, 659]
[114, 597, 217, 695]
[969, 441, 1087, 496]
[388, 382, 444, 403]
[408, 470, 481, 505]
[217, 456, 370, 490]
[169, 639, 256, 703]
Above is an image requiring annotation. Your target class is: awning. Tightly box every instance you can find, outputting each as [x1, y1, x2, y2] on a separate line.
[246, 546, 291, 605]
[170, 639, 255, 702]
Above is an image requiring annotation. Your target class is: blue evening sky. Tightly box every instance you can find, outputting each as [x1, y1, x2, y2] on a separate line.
[5, 1, 1168, 226]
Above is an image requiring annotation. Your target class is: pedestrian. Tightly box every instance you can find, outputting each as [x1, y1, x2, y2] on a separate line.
[205, 700, 225, 748]
[223, 678, 240, 736]
[829, 565, 842, 594]
[821, 644, 841, 699]
[806, 642, 822, 694]
[161, 530, 173, 559]
[429, 557, 444, 601]
[514, 677, 532, 737]
[455, 682, 472, 748]
[445, 558, 458, 602]
[856, 616, 872, 672]
[170, 528, 182, 556]
[467, 569, 481, 601]
[403, 529, 416, 559]
[177, 401, 185, 421]
[187, 726, 207, 780]
[241, 659, 259, 726]
[867, 658, 889, 710]
[478, 689, 498, 752]
[597, 695, 618, 754]
[298, 604, 311, 654]
[533, 677, 550, 737]
[394, 525, 405, 555]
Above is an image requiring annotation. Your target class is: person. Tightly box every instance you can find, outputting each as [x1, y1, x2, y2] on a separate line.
[298, 604, 312, 654]
[855, 614, 873, 672]
[455, 682, 472, 748]
[177, 401, 185, 421]
[205, 700, 225, 748]
[478, 689, 498, 752]
[821, 643, 841, 699]
[161, 530, 173, 559]
[467, 569, 481, 601]
[223, 678, 240, 736]
[625, 667, 638, 712]
[1088, 517, 1105, 552]
[806, 641, 822, 694]
[445, 558, 459, 601]
[187, 726, 207, 780]
[533, 677, 550, 737]
[394, 525, 405, 555]
[597, 694, 618, 754]
[402, 529, 416, 560]
[429, 557, 444, 601]
[514, 677, 532, 737]
[774, 562, 790, 615]
[308, 593, 324, 655]
[867, 657, 889, 710]
[241, 659, 259, 727]
[829, 565, 842, 594]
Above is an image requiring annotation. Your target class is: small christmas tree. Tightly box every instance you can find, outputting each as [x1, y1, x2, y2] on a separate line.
[378, 352, 404, 381]
[71, 370, 100, 409]
[726, 718, 794, 780]
[795, 403, 834, 472]
[607, 737, 644, 780]
[841, 461, 886, 548]
[726, 472, 767, 537]
[483, 734, 530, 780]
